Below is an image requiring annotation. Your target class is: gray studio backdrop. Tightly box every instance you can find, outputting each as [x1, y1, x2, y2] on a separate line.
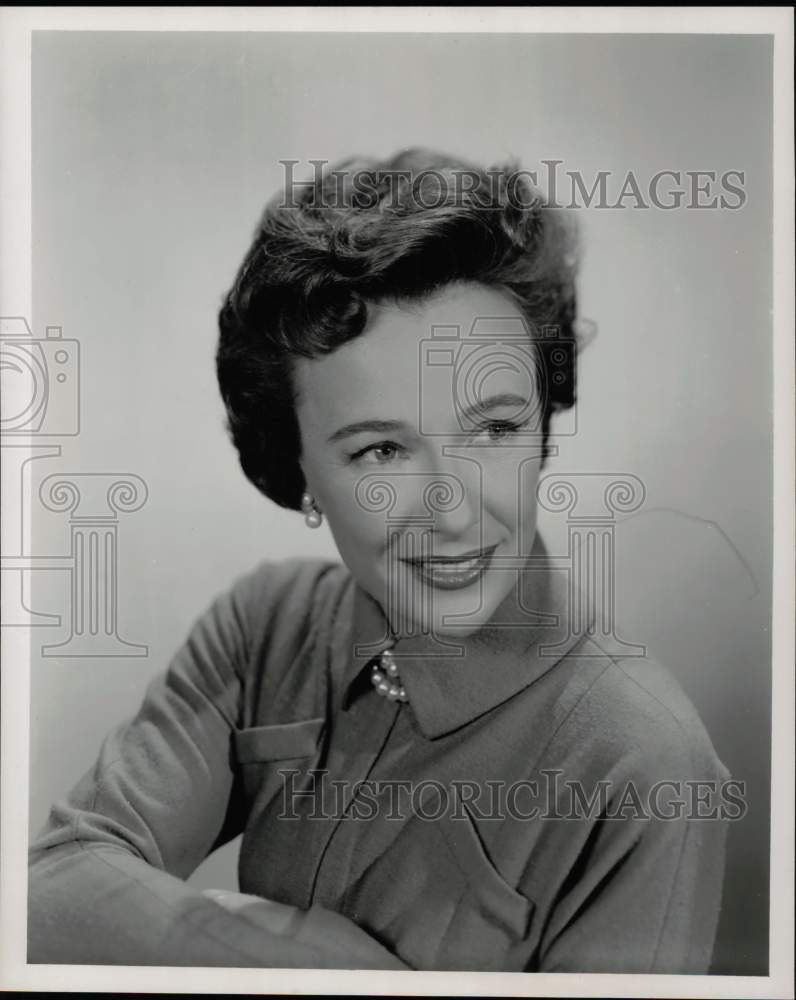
[23, 31, 771, 975]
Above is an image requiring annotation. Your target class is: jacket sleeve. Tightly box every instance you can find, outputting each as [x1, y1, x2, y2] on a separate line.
[535, 713, 730, 973]
[28, 561, 406, 969]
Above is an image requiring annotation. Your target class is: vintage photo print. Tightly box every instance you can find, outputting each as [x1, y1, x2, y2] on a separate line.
[1, 7, 793, 998]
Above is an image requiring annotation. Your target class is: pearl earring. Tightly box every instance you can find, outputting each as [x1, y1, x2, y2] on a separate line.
[301, 492, 323, 529]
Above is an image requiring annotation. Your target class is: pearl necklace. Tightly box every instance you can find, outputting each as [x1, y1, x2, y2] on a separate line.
[370, 647, 408, 702]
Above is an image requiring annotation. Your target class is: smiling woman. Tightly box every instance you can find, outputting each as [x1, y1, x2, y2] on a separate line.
[28, 148, 730, 972]
[294, 284, 546, 638]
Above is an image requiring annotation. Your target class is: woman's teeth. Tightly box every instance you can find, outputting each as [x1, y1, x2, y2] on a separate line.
[403, 547, 497, 590]
[425, 555, 482, 573]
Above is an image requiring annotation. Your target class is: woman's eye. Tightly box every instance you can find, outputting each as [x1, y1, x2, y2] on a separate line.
[483, 420, 520, 442]
[353, 442, 403, 465]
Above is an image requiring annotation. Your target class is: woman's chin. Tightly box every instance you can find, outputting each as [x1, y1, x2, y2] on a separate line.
[385, 572, 512, 641]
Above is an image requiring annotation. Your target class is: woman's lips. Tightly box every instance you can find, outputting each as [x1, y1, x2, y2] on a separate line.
[400, 544, 498, 591]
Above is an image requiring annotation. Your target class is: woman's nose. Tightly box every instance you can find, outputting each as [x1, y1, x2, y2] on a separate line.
[354, 451, 482, 535]
[422, 451, 480, 537]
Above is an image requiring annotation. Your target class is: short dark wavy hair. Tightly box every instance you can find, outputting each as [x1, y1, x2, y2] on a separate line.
[216, 148, 580, 510]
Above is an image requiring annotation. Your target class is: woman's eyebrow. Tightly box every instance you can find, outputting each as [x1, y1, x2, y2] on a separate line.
[327, 419, 407, 444]
[327, 396, 532, 443]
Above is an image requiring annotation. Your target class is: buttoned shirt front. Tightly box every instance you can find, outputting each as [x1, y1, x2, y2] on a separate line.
[28, 537, 730, 972]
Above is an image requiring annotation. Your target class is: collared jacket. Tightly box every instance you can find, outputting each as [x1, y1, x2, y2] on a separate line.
[28, 542, 730, 971]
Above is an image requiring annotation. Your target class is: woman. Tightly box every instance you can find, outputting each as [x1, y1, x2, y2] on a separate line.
[28, 149, 729, 972]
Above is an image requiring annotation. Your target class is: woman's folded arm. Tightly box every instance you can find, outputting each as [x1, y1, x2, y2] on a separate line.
[28, 568, 406, 969]
[29, 839, 406, 968]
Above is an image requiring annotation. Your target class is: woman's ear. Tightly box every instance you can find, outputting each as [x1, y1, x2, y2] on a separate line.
[297, 458, 311, 496]
[297, 460, 321, 513]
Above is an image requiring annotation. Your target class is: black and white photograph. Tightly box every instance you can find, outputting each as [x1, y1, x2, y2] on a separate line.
[1, 7, 793, 997]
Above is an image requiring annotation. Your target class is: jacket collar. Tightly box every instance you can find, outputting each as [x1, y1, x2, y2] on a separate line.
[342, 533, 592, 739]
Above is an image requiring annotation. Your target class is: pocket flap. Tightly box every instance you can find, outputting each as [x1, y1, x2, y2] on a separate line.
[436, 802, 531, 935]
[234, 717, 324, 763]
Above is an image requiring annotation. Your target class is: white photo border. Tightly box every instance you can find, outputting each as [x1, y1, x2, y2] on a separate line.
[1, 6, 793, 998]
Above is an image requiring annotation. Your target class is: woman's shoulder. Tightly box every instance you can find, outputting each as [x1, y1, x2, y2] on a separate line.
[229, 554, 349, 602]
[225, 555, 352, 637]
[171, 557, 352, 682]
[551, 637, 729, 784]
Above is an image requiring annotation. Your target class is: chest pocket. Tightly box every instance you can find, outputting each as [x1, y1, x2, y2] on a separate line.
[233, 717, 325, 817]
[235, 718, 325, 763]
[431, 803, 534, 969]
[340, 799, 534, 971]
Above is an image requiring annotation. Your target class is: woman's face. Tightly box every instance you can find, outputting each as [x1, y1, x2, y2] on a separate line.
[295, 282, 545, 639]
